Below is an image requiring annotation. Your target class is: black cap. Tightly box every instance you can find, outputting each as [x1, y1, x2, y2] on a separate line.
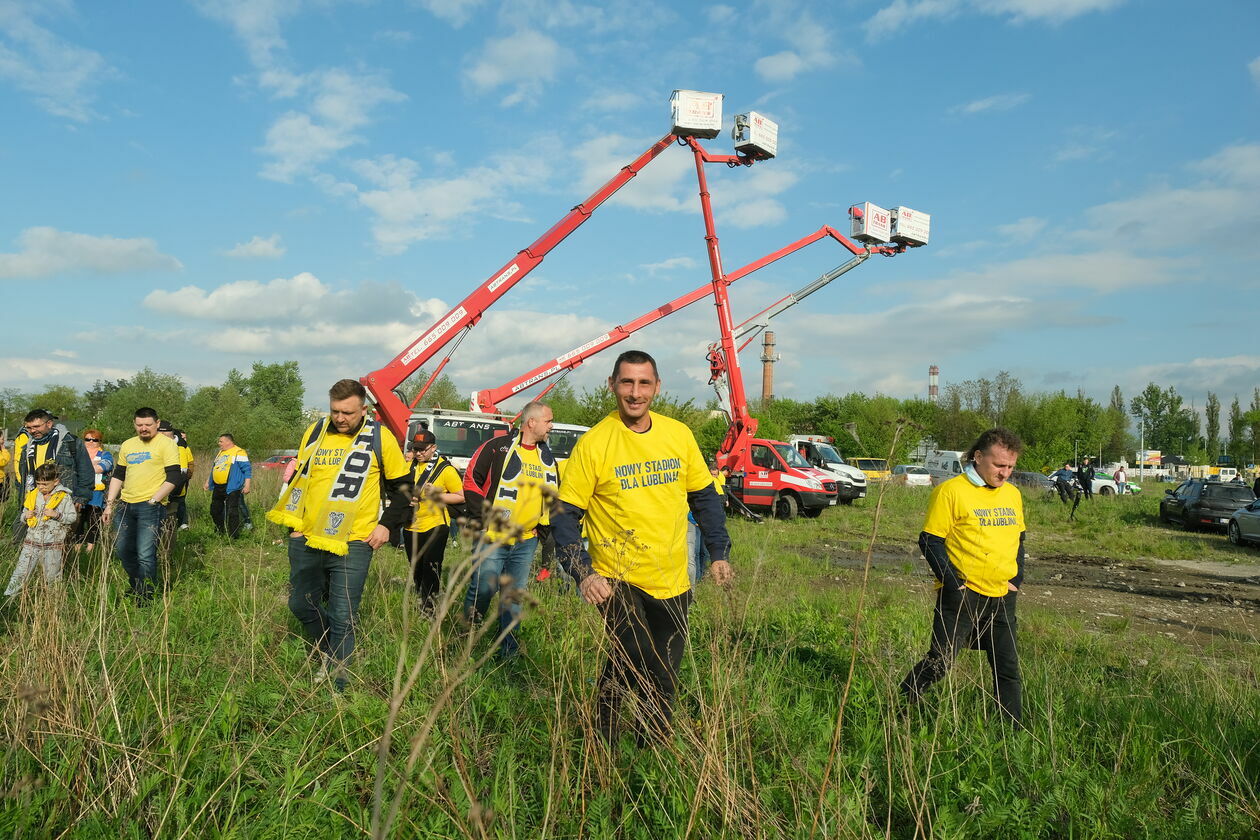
[157, 420, 173, 432]
[410, 430, 437, 450]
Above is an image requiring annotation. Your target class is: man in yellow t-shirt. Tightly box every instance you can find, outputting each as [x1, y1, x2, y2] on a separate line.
[403, 429, 464, 612]
[900, 427, 1026, 727]
[553, 350, 733, 744]
[461, 401, 558, 659]
[270, 379, 411, 693]
[206, 434, 252, 538]
[103, 407, 181, 603]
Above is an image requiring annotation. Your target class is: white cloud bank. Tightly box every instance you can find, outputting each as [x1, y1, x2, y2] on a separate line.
[866, 0, 1126, 40]
[0, 1, 115, 121]
[0, 227, 183, 278]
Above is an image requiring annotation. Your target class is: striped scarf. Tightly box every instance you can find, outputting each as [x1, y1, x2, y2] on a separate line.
[267, 416, 380, 556]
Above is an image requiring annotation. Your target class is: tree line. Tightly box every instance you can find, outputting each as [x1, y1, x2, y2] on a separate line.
[4, 364, 1257, 471]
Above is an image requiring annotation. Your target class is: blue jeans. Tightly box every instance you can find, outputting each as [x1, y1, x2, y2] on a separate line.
[465, 537, 537, 657]
[114, 500, 164, 601]
[287, 536, 373, 689]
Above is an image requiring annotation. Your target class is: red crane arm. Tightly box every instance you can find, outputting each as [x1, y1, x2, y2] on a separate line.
[361, 133, 678, 440]
[471, 224, 897, 414]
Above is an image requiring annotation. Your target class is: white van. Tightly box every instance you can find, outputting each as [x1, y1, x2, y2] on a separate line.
[409, 408, 511, 473]
[787, 435, 867, 504]
[923, 450, 967, 484]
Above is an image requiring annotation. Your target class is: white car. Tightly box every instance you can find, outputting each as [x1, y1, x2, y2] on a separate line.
[891, 465, 932, 487]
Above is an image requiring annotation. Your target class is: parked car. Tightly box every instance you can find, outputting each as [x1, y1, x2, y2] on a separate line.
[890, 465, 932, 487]
[851, 458, 891, 483]
[1228, 498, 1260, 546]
[1094, 471, 1141, 495]
[1012, 471, 1056, 494]
[1159, 479, 1256, 531]
[257, 455, 296, 471]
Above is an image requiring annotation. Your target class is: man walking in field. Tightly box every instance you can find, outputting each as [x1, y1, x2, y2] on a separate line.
[553, 350, 733, 744]
[103, 408, 183, 603]
[461, 400, 558, 659]
[1078, 456, 1096, 501]
[267, 379, 412, 692]
[11, 409, 93, 544]
[900, 427, 1026, 727]
[207, 433, 251, 538]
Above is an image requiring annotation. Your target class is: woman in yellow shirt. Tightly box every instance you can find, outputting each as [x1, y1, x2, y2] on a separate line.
[403, 430, 464, 613]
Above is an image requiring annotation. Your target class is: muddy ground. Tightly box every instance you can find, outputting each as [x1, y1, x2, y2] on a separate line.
[811, 539, 1260, 653]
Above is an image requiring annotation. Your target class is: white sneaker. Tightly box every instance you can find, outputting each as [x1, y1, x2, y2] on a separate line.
[179, 524, 189, 531]
[314, 655, 333, 683]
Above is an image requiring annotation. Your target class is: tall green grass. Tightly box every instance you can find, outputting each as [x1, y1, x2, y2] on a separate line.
[0, 474, 1256, 838]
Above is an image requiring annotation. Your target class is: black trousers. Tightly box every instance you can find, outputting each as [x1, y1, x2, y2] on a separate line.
[598, 581, 692, 742]
[407, 523, 449, 607]
[900, 586, 1022, 725]
[210, 486, 242, 537]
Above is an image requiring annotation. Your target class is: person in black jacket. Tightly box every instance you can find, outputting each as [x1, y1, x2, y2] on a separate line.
[1078, 457, 1095, 500]
[11, 409, 93, 544]
[461, 401, 558, 659]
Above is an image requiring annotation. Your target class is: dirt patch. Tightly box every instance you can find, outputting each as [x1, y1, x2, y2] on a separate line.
[806, 542, 1260, 651]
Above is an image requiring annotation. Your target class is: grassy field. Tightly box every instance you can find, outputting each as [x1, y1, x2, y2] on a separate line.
[0, 472, 1257, 838]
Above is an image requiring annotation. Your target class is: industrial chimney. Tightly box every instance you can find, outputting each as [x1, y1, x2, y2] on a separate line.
[761, 331, 779, 402]
[928, 364, 939, 402]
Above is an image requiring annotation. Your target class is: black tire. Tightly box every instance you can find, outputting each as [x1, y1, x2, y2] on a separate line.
[801, 506, 824, 518]
[1099, 485, 1114, 496]
[839, 498, 855, 506]
[1182, 515, 1196, 532]
[1228, 520, 1244, 546]
[774, 493, 799, 520]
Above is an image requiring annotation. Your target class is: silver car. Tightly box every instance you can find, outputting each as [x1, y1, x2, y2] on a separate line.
[1228, 498, 1260, 547]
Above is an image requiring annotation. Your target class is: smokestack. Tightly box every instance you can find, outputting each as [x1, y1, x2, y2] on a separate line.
[761, 331, 778, 402]
[928, 364, 939, 402]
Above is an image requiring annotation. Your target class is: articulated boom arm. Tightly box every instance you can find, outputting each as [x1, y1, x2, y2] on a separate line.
[471, 226, 903, 415]
[362, 134, 678, 440]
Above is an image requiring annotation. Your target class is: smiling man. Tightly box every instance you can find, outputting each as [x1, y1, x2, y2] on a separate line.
[553, 350, 732, 745]
[900, 427, 1027, 727]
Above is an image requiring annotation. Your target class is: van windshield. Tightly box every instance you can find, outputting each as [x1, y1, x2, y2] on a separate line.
[772, 443, 811, 469]
[547, 428, 585, 459]
[813, 443, 846, 464]
[431, 417, 509, 459]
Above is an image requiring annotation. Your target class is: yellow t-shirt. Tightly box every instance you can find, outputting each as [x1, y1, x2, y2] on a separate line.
[296, 426, 409, 543]
[211, 446, 248, 485]
[713, 473, 725, 495]
[559, 411, 713, 599]
[0, 448, 10, 480]
[117, 435, 181, 504]
[486, 444, 549, 544]
[407, 459, 462, 533]
[175, 445, 194, 497]
[922, 474, 1025, 597]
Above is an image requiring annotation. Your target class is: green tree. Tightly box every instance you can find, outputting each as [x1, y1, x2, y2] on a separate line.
[0, 387, 30, 436]
[1205, 392, 1220, 463]
[83, 378, 127, 421]
[28, 385, 83, 424]
[1130, 383, 1197, 456]
[98, 369, 188, 443]
[1105, 385, 1129, 463]
[242, 361, 304, 427]
[400, 368, 464, 411]
[1227, 396, 1244, 464]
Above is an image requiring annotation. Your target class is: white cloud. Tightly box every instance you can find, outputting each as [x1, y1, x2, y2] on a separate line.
[754, 12, 850, 83]
[344, 149, 548, 253]
[1128, 355, 1260, 399]
[949, 92, 1030, 115]
[413, 0, 486, 27]
[0, 1, 115, 121]
[1051, 125, 1116, 163]
[224, 234, 286, 259]
[582, 89, 644, 112]
[1250, 56, 1260, 88]
[642, 256, 699, 274]
[1191, 142, 1260, 186]
[259, 68, 406, 182]
[0, 356, 132, 385]
[50, 349, 77, 359]
[931, 251, 1183, 294]
[0, 227, 182, 279]
[143, 272, 444, 327]
[572, 133, 694, 214]
[712, 165, 799, 228]
[865, 0, 1124, 40]
[465, 28, 564, 106]
[994, 216, 1046, 241]
[191, 0, 298, 71]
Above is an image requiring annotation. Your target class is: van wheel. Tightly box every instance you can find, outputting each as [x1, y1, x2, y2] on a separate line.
[774, 494, 799, 520]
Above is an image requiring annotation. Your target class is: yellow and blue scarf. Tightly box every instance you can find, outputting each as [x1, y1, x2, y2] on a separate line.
[267, 416, 381, 555]
[23, 487, 68, 528]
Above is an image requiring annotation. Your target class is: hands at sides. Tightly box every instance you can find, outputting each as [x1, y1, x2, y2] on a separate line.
[708, 560, 734, 586]
[579, 573, 613, 606]
[365, 524, 391, 550]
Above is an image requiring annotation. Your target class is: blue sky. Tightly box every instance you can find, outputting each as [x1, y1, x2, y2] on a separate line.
[2, 0, 1258, 416]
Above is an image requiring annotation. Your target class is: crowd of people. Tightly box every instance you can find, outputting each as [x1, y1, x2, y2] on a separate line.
[2, 349, 1039, 742]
